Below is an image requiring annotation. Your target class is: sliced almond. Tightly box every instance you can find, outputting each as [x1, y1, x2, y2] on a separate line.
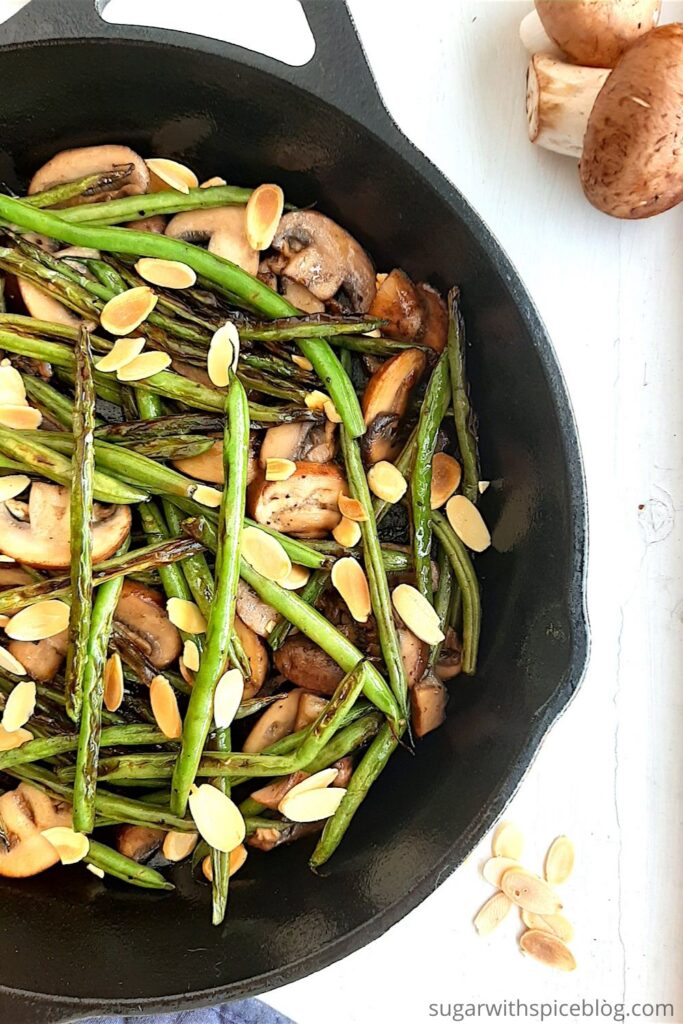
[1, 680, 35, 731]
[500, 867, 562, 915]
[367, 461, 407, 504]
[280, 785, 346, 823]
[0, 405, 42, 429]
[544, 835, 575, 885]
[0, 724, 32, 751]
[103, 652, 124, 712]
[0, 647, 27, 677]
[183, 639, 200, 673]
[278, 768, 338, 807]
[338, 493, 368, 523]
[207, 322, 240, 386]
[482, 856, 521, 888]
[265, 457, 296, 482]
[135, 258, 196, 290]
[492, 820, 523, 860]
[324, 401, 342, 424]
[478, 480, 490, 494]
[519, 929, 576, 971]
[41, 826, 89, 865]
[246, 183, 284, 251]
[332, 516, 361, 548]
[86, 863, 105, 879]
[189, 783, 245, 853]
[331, 557, 371, 623]
[292, 354, 313, 372]
[521, 910, 574, 943]
[229, 843, 247, 876]
[0, 475, 30, 502]
[200, 176, 227, 188]
[201, 854, 213, 881]
[473, 891, 512, 936]
[146, 157, 198, 194]
[192, 484, 223, 508]
[0, 614, 8, 626]
[179, 657, 195, 687]
[241, 525, 291, 582]
[0, 365, 26, 405]
[95, 336, 145, 373]
[279, 563, 310, 591]
[214, 668, 244, 728]
[167, 597, 207, 635]
[430, 452, 462, 509]
[116, 351, 171, 382]
[162, 830, 198, 862]
[100, 286, 158, 336]
[392, 584, 444, 645]
[446, 494, 491, 552]
[5, 599, 70, 641]
[150, 674, 182, 740]
[304, 390, 329, 412]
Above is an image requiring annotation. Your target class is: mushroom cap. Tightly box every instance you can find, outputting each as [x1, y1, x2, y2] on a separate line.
[165, 207, 259, 275]
[579, 24, 683, 219]
[114, 580, 181, 670]
[0, 482, 131, 569]
[535, 0, 661, 67]
[28, 144, 149, 206]
[271, 211, 376, 313]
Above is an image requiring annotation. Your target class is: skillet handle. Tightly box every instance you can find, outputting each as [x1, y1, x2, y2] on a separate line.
[0, 0, 395, 137]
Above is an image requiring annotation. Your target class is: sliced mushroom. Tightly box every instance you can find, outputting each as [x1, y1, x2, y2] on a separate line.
[115, 824, 164, 862]
[171, 359, 217, 390]
[294, 691, 328, 731]
[242, 688, 301, 754]
[248, 462, 346, 536]
[249, 770, 310, 811]
[247, 820, 322, 852]
[17, 279, 82, 329]
[435, 628, 462, 682]
[236, 580, 279, 639]
[361, 348, 427, 464]
[331, 756, 353, 788]
[0, 482, 131, 569]
[259, 419, 336, 467]
[398, 626, 429, 688]
[280, 278, 326, 314]
[124, 215, 167, 233]
[173, 437, 258, 485]
[0, 565, 34, 589]
[273, 636, 345, 696]
[0, 783, 72, 878]
[368, 269, 423, 341]
[114, 580, 181, 670]
[234, 614, 269, 698]
[415, 283, 448, 353]
[411, 672, 448, 738]
[28, 144, 149, 206]
[271, 211, 376, 313]
[165, 207, 259, 275]
[9, 629, 68, 683]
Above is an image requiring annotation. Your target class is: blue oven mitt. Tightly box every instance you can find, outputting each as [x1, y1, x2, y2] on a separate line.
[81, 1001, 295, 1024]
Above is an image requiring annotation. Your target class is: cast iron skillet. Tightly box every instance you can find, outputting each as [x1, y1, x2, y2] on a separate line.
[0, 2, 589, 1020]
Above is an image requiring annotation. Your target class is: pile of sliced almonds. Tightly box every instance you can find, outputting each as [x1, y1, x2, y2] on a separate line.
[473, 820, 577, 972]
[0, 360, 42, 429]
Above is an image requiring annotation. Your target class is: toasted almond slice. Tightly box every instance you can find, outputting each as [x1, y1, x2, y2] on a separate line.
[200, 176, 227, 188]
[501, 868, 562, 915]
[146, 157, 198, 194]
[86, 863, 105, 879]
[367, 461, 407, 504]
[162, 830, 199, 862]
[0, 364, 26, 405]
[241, 525, 291, 582]
[201, 854, 213, 880]
[324, 400, 342, 424]
[116, 351, 171, 382]
[5, 599, 70, 641]
[478, 480, 490, 494]
[214, 668, 244, 728]
[292, 354, 313, 372]
[304, 390, 329, 412]
[135, 258, 196, 290]
[482, 856, 521, 888]
[246, 183, 284, 251]
[446, 494, 491, 552]
[392, 584, 444, 645]
[192, 484, 223, 508]
[280, 785, 346, 823]
[0, 724, 32, 751]
[0, 647, 27, 677]
[95, 336, 145, 373]
[521, 910, 574, 943]
[545, 835, 575, 885]
[150, 674, 182, 740]
[279, 563, 310, 591]
[179, 657, 195, 687]
[0, 475, 30, 502]
[0, 614, 8, 626]
[473, 891, 512, 936]
[103, 652, 124, 712]
[229, 843, 247, 877]
[207, 322, 240, 386]
[338, 493, 368, 523]
[1, 679, 35, 731]
[41, 826, 89, 865]
[265, 457, 296, 482]
[167, 597, 207, 635]
[492, 820, 523, 860]
[520, 929, 576, 971]
[183, 639, 200, 673]
[278, 768, 339, 808]
[189, 783, 245, 853]
[331, 557, 371, 623]
[0, 405, 43, 429]
[332, 516, 361, 548]
[100, 286, 158, 336]
[430, 452, 462, 509]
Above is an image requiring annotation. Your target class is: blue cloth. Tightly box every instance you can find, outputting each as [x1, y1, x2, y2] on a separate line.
[81, 1000, 294, 1024]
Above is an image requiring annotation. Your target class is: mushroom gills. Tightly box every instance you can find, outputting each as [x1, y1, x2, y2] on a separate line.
[114, 580, 182, 670]
[259, 419, 337, 467]
[361, 348, 427, 464]
[236, 580, 279, 639]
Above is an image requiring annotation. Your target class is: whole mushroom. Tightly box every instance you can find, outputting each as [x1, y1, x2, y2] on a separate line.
[535, 0, 661, 67]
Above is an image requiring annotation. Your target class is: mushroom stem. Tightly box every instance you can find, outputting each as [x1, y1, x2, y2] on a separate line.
[526, 54, 610, 157]
[519, 10, 564, 58]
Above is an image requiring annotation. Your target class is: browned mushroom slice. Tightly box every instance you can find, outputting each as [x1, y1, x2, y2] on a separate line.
[273, 636, 345, 696]
[9, 629, 68, 684]
[114, 580, 181, 670]
[247, 820, 322, 851]
[249, 771, 310, 811]
[398, 626, 429, 688]
[236, 580, 279, 639]
[28, 144, 149, 206]
[166, 207, 258, 275]
[435, 628, 462, 681]
[280, 278, 326, 314]
[171, 359, 217, 390]
[0, 784, 72, 878]
[361, 348, 427, 464]
[248, 462, 346, 536]
[415, 283, 448, 353]
[271, 211, 376, 313]
[368, 269, 423, 341]
[17, 280, 82, 329]
[124, 215, 166, 233]
[259, 420, 336, 467]
[0, 565, 34, 589]
[294, 691, 328, 731]
[0, 482, 131, 570]
[242, 689, 302, 753]
[410, 672, 448, 738]
[234, 614, 269, 698]
[331, 756, 353, 788]
[115, 825, 164, 862]
[173, 437, 258, 485]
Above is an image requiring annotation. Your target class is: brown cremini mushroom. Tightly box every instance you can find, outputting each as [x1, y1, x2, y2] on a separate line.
[0, 784, 72, 878]
[28, 144, 149, 206]
[535, 0, 661, 68]
[273, 636, 345, 695]
[114, 580, 181, 670]
[247, 462, 347, 536]
[233, 614, 269, 698]
[173, 437, 258, 485]
[368, 269, 423, 341]
[411, 672, 448, 738]
[115, 825, 164, 862]
[236, 580, 279, 638]
[242, 688, 301, 754]
[361, 348, 426, 464]
[258, 419, 336, 467]
[165, 207, 259, 274]
[398, 626, 429, 688]
[9, 630, 68, 683]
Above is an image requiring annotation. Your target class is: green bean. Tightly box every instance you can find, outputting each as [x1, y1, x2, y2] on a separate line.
[0, 724, 170, 771]
[431, 511, 481, 675]
[85, 257, 129, 293]
[58, 184, 253, 224]
[171, 376, 249, 815]
[267, 569, 328, 651]
[446, 288, 480, 502]
[115, 435, 215, 460]
[21, 375, 79, 429]
[64, 328, 96, 722]
[25, 166, 135, 208]
[180, 509, 330, 572]
[0, 312, 110, 349]
[96, 413, 224, 441]
[210, 727, 231, 925]
[428, 543, 455, 669]
[237, 315, 385, 343]
[411, 352, 451, 602]
[85, 839, 174, 890]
